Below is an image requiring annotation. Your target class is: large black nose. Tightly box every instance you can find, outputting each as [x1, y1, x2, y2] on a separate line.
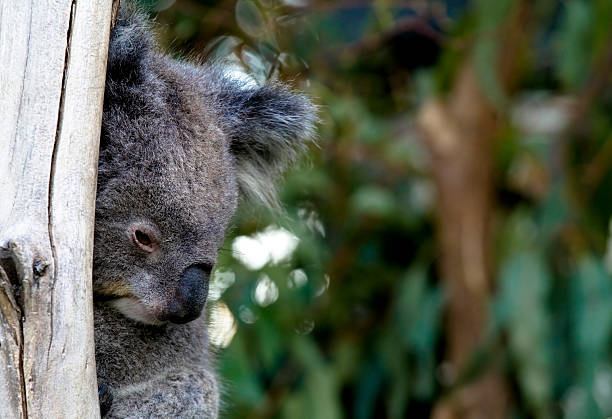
[166, 264, 211, 324]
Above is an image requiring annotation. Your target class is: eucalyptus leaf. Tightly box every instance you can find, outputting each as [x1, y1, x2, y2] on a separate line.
[235, 0, 267, 38]
[556, 0, 592, 90]
[497, 251, 553, 416]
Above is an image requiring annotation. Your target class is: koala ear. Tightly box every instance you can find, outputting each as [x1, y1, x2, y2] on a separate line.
[215, 79, 318, 207]
[106, 6, 154, 86]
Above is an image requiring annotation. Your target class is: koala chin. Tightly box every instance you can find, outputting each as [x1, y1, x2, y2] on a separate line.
[93, 5, 316, 418]
[109, 297, 163, 325]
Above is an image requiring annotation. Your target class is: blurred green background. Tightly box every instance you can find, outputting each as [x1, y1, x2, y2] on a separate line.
[136, 0, 612, 417]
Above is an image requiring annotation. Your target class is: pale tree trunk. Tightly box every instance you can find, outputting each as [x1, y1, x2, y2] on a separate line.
[0, 1, 115, 418]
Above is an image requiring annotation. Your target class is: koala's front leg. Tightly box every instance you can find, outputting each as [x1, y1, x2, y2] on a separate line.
[101, 368, 218, 419]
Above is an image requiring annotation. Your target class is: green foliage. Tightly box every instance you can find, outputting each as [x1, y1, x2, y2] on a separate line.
[140, 0, 612, 417]
[497, 246, 553, 417]
[556, 0, 592, 90]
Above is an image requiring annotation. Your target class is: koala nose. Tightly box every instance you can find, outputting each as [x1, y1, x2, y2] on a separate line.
[166, 264, 211, 324]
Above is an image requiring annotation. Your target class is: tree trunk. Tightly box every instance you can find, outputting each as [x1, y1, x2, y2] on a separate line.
[417, 3, 528, 418]
[419, 63, 509, 419]
[0, 1, 114, 417]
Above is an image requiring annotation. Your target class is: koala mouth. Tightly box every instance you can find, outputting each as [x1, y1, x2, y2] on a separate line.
[110, 297, 164, 325]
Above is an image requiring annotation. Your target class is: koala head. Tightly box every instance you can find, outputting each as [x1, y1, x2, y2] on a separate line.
[93, 11, 316, 325]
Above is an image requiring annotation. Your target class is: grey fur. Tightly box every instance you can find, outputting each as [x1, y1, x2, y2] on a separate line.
[94, 7, 316, 418]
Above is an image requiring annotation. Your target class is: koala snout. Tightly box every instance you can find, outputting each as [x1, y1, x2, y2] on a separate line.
[163, 264, 211, 324]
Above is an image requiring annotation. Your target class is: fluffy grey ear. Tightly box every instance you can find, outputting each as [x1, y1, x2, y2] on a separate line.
[106, 6, 154, 87]
[215, 79, 318, 207]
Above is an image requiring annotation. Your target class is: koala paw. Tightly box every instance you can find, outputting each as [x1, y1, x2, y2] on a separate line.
[98, 384, 114, 417]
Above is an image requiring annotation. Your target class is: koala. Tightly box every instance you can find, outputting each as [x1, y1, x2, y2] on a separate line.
[94, 6, 316, 418]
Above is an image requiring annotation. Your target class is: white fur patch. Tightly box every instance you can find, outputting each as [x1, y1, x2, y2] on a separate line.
[111, 297, 162, 325]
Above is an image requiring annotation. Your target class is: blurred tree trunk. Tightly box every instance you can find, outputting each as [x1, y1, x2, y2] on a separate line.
[0, 1, 115, 417]
[419, 63, 508, 419]
[418, 4, 528, 418]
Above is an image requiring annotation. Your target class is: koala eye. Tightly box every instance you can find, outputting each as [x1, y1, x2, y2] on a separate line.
[135, 230, 152, 247]
[129, 225, 159, 253]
